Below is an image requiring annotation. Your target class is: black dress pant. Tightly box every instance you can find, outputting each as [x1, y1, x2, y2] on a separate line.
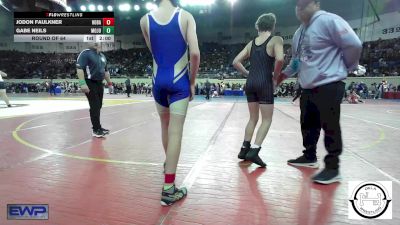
[205, 88, 210, 100]
[300, 81, 345, 169]
[126, 85, 132, 97]
[292, 87, 302, 102]
[85, 79, 104, 131]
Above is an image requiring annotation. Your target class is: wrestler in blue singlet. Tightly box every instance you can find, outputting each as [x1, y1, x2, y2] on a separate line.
[148, 8, 190, 108]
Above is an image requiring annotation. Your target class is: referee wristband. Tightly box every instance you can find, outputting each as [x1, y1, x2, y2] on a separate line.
[79, 80, 86, 86]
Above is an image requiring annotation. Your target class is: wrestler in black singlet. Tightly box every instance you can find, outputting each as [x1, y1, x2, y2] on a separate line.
[245, 35, 275, 104]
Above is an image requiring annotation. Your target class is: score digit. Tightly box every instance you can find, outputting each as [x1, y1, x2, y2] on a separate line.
[103, 26, 114, 34]
[102, 18, 114, 26]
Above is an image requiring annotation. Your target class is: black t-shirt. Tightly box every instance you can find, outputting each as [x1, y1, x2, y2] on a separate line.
[76, 48, 108, 81]
[205, 81, 211, 89]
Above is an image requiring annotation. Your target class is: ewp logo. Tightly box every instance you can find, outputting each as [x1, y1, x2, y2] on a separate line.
[7, 204, 49, 220]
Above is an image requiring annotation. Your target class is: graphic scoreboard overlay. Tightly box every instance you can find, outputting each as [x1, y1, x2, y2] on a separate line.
[14, 12, 114, 43]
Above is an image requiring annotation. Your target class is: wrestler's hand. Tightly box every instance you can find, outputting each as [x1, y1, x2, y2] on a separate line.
[273, 78, 278, 92]
[80, 84, 90, 93]
[0, 71, 7, 77]
[189, 84, 195, 101]
[107, 83, 113, 95]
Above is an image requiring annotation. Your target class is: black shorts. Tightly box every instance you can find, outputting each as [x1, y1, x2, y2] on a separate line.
[0, 82, 5, 90]
[245, 83, 274, 104]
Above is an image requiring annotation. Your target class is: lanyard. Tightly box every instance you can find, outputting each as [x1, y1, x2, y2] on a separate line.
[295, 27, 306, 57]
[294, 12, 325, 57]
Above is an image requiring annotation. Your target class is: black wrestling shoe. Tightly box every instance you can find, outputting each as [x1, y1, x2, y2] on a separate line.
[238, 141, 250, 160]
[245, 147, 266, 167]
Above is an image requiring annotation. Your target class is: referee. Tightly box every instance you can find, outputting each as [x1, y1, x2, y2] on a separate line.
[275, 0, 362, 184]
[125, 77, 131, 98]
[76, 43, 113, 138]
[0, 70, 12, 107]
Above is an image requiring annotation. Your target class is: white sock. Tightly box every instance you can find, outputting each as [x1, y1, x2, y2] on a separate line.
[252, 144, 260, 149]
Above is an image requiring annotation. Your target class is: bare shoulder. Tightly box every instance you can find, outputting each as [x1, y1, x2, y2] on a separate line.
[271, 36, 283, 44]
[245, 41, 252, 52]
[180, 9, 194, 21]
[140, 14, 148, 26]
[246, 41, 252, 48]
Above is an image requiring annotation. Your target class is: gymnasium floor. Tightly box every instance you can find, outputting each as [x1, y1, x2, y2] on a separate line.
[0, 94, 399, 225]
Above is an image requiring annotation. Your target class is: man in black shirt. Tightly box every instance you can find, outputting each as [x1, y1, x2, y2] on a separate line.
[125, 77, 132, 97]
[76, 43, 113, 138]
[49, 79, 57, 96]
[205, 79, 211, 100]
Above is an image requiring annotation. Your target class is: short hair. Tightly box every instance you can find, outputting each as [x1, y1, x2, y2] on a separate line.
[156, 0, 179, 7]
[297, 0, 320, 7]
[255, 13, 276, 32]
